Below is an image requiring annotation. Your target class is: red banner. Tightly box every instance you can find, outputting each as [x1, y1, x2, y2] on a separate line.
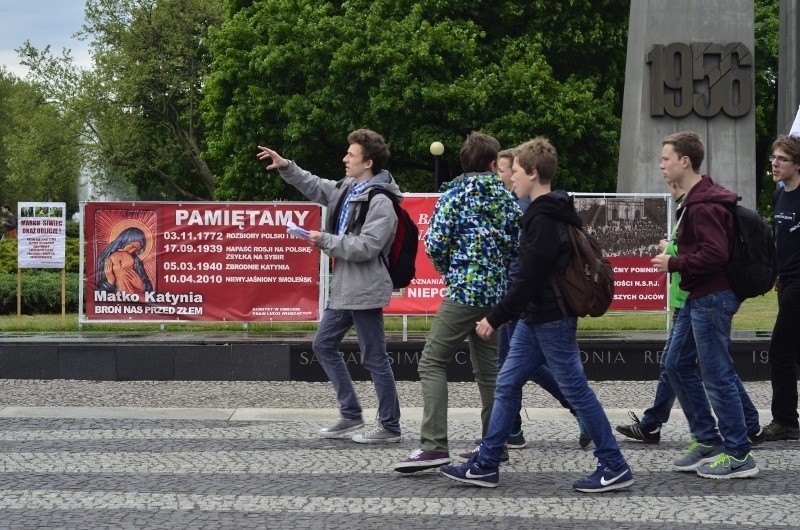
[385, 193, 670, 315]
[83, 202, 321, 321]
[385, 195, 444, 315]
[610, 256, 667, 310]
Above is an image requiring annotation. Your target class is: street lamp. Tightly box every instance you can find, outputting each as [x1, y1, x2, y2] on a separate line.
[430, 141, 445, 190]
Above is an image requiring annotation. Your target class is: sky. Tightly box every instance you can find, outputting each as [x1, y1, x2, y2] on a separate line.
[0, 0, 92, 78]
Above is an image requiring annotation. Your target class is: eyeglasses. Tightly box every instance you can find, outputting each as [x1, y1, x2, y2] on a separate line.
[769, 155, 793, 163]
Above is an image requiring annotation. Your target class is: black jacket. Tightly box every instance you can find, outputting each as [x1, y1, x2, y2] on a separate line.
[487, 190, 581, 327]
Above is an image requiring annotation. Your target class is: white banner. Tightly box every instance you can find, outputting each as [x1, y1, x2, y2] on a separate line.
[17, 202, 67, 269]
[791, 105, 800, 137]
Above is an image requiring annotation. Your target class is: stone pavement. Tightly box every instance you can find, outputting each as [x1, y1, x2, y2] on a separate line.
[0, 379, 798, 529]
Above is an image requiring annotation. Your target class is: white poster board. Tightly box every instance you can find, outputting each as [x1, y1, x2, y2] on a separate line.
[791, 105, 800, 137]
[17, 202, 67, 269]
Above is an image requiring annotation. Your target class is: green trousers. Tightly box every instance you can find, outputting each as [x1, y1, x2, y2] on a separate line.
[418, 298, 499, 452]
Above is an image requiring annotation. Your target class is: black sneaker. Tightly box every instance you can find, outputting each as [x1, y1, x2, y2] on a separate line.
[507, 430, 527, 449]
[457, 446, 509, 465]
[615, 411, 661, 444]
[473, 432, 526, 449]
[748, 427, 765, 446]
[763, 421, 800, 441]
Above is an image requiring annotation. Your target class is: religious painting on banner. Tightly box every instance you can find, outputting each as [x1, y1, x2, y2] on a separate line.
[82, 202, 322, 322]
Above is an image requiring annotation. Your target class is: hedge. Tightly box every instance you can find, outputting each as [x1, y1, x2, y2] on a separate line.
[0, 270, 80, 314]
[0, 227, 81, 314]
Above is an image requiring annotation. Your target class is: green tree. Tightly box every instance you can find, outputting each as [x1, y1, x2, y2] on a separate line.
[0, 70, 81, 214]
[20, 0, 224, 201]
[203, 0, 630, 199]
[754, 0, 779, 213]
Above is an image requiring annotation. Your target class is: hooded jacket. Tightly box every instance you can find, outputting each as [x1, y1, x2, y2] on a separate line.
[667, 175, 738, 299]
[487, 190, 580, 327]
[279, 161, 400, 310]
[424, 172, 521, 307]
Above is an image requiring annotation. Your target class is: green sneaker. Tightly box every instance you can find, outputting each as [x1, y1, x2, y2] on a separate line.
[697, 452, 759, 479]
[674, 439, 723, 471]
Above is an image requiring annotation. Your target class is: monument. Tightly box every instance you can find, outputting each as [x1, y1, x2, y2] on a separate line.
[617, 0, 756, 208]
[778, 0, 800, 136]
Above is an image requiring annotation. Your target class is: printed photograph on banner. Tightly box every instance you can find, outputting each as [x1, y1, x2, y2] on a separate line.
[575, 197, 667, 257]
[92, 209, 158, 298]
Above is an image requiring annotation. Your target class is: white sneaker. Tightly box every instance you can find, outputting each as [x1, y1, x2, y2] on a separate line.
[352, 425, 401, 443]
[318, 417, 364, 438]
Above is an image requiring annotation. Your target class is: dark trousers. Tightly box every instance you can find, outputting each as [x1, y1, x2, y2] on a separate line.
[769, 278, 800, 428]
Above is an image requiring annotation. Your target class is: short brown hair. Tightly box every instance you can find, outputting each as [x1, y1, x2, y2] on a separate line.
[347, 129, 390, 174]
[663, 132, 704, 171]
[771, 135, 800, 163]
[459, 132, 500, 173]
[514, 137, 558, 184]
[498, 148, 516, 164]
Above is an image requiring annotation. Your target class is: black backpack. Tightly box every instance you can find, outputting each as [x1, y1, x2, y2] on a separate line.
[552, 223, 615, 317]
[724, 200, 777, 300]
[357, 188, 419, 288]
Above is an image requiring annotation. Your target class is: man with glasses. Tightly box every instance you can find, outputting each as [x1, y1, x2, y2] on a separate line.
[764, 135, 800, 442]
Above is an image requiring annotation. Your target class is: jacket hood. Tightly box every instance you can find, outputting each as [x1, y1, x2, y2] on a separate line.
[683, 175, 739, 208]
[524, 190, 581, 227]
[338, 169, 403, 201]
[439, 172, 513, 213]
[363, 170, 403, 200]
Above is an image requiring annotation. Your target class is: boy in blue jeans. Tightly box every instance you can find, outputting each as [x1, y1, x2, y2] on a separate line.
[464, 148, 589, 456]
[440, 138, 633, 492]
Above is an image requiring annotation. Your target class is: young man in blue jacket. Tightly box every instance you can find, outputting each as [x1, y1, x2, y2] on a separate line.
[393, 132, 520, 472]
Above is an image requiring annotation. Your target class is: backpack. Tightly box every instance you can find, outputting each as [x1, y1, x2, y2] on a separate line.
[552, 223, 615, 317]
[724, 201, 777, 300]
[357, 188, 419, 288]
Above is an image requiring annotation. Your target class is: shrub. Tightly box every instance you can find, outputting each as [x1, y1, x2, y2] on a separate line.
[0, 271, 80, 314]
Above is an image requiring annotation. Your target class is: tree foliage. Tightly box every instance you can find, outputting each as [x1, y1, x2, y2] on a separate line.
[754, 0, 779, 212]
[3, 0, 783, 210]
[0, 70, 81, 214]
[20, 0, 224, 201]
[203, 0, 630, 199]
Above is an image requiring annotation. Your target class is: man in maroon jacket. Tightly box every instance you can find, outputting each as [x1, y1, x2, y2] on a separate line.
[651, 132, 758, 479]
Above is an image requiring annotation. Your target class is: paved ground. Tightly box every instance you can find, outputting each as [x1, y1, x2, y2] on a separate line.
[0, 379, 798, 529]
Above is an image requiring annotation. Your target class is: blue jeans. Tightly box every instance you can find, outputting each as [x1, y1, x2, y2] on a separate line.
[480, 318, 626, 470]
[499, 319, 573, 433]
[640, 311, 679, 430]
[663, 290, 750, 457]
[643, 309, 760, 436]
[313, 307, 401, 434]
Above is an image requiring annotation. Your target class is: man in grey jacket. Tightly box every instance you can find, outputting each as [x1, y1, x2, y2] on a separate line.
[257, 129, 402, 443]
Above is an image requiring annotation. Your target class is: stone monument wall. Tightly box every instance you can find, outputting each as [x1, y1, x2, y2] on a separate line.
[618, 0, 756, 208]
